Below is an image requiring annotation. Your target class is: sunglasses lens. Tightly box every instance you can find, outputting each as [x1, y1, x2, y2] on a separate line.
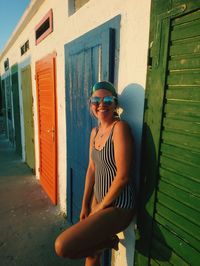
[90, 96, 116, 105]
[90, 97, 100, 105]
[103, 96, 115, 105]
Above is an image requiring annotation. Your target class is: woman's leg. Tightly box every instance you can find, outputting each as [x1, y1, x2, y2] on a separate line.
[55, 206, 134, 260]
[85, 195, 101, 266]
[85, 253, 101, 266]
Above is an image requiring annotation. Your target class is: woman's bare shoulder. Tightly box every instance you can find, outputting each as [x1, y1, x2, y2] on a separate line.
[113, 120, 134, 144]
[90, 127, 97, 139]
[114, 120, 132, 134]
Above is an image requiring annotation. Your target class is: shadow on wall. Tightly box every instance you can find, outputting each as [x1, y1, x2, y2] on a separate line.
[135, 123, 172, 263]
[119, 83, 145, 189]
[118, 84, 171, 264]
[118, 83, 145, 266]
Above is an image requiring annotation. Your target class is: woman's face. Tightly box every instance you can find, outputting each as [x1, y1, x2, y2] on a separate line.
[90, 89, 117, 121]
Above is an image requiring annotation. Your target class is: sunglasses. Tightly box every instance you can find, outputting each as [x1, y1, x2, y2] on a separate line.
[90, 96, 117, 106]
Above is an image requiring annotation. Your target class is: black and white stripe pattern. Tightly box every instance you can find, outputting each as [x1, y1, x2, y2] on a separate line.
[92, 124, 135, 209]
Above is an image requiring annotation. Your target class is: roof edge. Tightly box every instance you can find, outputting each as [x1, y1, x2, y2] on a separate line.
[0, 0, 45, 61]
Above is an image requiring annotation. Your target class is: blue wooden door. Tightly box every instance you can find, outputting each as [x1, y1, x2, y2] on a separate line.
[65, 17, 120, 224]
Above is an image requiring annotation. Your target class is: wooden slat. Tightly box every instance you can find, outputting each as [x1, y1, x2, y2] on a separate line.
[155, 201, 200, 240]
[169, 55, 200, 70]
[160, 153, 199, 180]
[151, 238, 189, 266]
[158, 180, 199, 211]
[166, 86, 200, 101]
[163, 117, 200, 135]
[40, 155, 53, 171]
[167, 71, 200, 86]
[172, 9, 200, 26]
[161, 143, 200, 168]
[159, 168, 200, 196]
[153, 221, 200, 265]
[155, 213, 200, 252]
[40, 176, 54, 195]
[170, 40, 200, 57]
[162, 131, 200, 154]
[171, 18, 200, 41]
[156, 192, 200, 228]
[41, 170, 53, 189]
[164, 113, 198, 122]
[40, 134, 52, 143]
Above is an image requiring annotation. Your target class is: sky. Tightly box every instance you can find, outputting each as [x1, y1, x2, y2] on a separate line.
[0, 0, 30, 54]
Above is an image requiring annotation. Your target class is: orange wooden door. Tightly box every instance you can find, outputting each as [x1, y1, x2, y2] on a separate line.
[35, 53, 57, 205]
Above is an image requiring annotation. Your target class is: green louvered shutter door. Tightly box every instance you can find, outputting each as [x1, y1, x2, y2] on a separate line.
[150, 9, 200, 266]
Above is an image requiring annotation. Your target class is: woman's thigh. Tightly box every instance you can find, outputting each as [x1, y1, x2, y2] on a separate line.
[56, 207, 134, 255]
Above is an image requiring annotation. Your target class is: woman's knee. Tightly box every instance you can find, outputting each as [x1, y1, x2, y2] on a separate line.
[54, 236, 66, 257]
[54, 235, 76, 259]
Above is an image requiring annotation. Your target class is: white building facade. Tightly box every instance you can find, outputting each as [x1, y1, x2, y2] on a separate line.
[0, 0, 151, 265]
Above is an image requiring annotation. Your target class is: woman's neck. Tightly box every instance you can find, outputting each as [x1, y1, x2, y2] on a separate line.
[99, 118, 117, 131]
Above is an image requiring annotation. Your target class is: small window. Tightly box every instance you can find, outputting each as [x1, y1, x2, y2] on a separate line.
[69, 0, 90, 15]
[21, 40, 29, 56]
[4, 58, 9, 71]
[35, 9, 53, 45]
[75, 0, 89, 11]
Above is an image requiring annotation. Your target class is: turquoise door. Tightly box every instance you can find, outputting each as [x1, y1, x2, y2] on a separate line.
[11, 64, 22, 157]
[5, 76, 14, 143]
[1, 79, 7, 134]
[0, 76, 1, 114]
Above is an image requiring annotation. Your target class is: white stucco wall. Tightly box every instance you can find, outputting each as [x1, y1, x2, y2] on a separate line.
[0, 0, 151, 265]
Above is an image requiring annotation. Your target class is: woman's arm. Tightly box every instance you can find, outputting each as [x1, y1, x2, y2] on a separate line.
[92, 121, 134, 213]
[80, 128, 96, 220]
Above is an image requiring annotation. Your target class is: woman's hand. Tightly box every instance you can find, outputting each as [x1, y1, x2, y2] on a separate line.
[89, 202, 104, 215]
[80, 205, 89, 220]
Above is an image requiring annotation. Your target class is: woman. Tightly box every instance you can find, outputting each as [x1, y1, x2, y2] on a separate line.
[55, 81, 136, 266]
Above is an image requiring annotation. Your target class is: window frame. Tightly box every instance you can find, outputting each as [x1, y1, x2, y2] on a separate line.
[20, 40, 29, 56]
[35, 9, 53, 45]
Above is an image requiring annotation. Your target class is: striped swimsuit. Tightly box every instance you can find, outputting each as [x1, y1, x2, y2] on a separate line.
[92, 123, 135, 209]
